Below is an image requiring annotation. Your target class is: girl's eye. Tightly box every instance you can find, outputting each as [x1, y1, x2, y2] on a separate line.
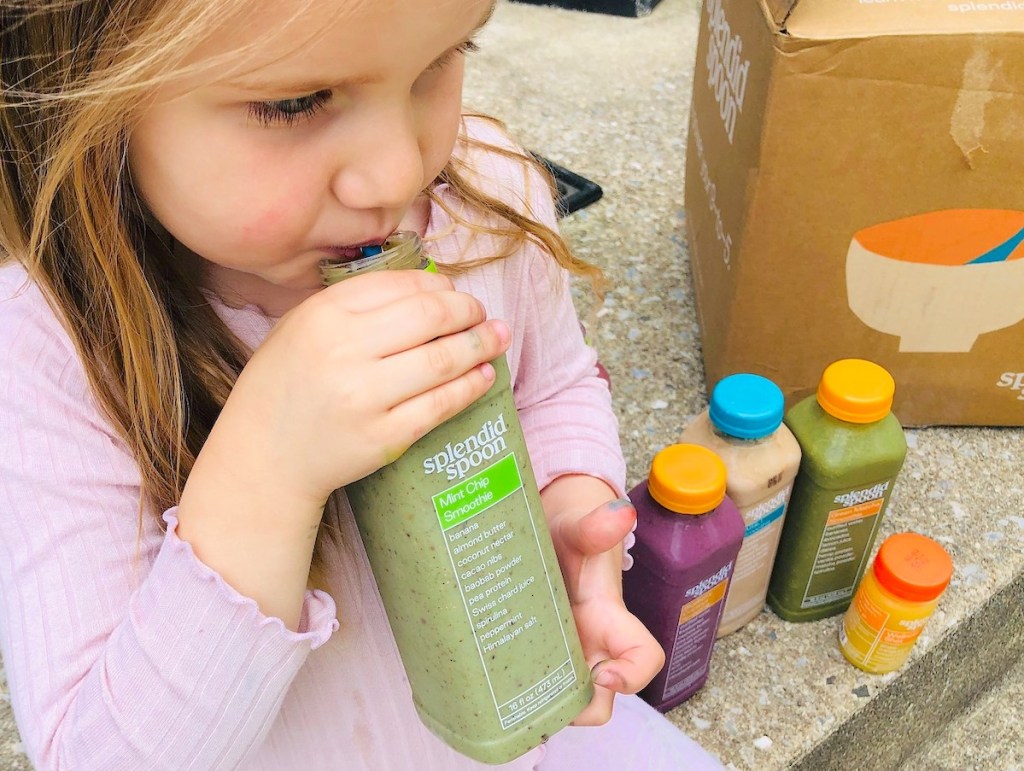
[429, 39, 481, 72]
[248, 89, 333, 127]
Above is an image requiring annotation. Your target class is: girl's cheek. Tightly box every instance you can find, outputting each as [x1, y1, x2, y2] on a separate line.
[238, 206, 291, 246]
[233, 181, 312, 246]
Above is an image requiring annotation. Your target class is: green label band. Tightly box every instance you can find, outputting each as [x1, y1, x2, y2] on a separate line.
[433, 454, 523, 531]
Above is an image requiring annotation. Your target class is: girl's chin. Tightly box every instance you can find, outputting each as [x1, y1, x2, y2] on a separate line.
[206, 268, 323, 316]
[259, 264, 327, 292]
[269, 280, 325, 304]
[280, 274, 325, 292]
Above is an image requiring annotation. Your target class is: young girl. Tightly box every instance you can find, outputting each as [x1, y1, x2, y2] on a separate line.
[0, 0, 723, 768]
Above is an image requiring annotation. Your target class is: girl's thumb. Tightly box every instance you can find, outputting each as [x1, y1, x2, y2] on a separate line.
[565, 498, 636, 556]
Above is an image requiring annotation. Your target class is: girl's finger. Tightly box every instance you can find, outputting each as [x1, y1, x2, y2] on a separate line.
[553, 500, 636, 558]
[319, 268, 454, 314]
[381, 360, 500, 451]
[373, 319, 510, 405]
[589, 612, 665, 695]
[570, 682, 615, 727]
[356, 289, 492, 358]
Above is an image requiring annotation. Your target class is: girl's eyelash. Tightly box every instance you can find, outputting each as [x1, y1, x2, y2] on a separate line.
[248, 89, 333, 127]
[429, 39, 481, 71]
[246, 39, 479, 127]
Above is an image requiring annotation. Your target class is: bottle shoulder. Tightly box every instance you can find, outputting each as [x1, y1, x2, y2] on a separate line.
[629, 484, 744, 583]
[785, 399, 907, 487]
[681, 414, 802, 506]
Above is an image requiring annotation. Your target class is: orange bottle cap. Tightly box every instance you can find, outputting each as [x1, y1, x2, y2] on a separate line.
[648, 444, 728, 515]
[816, 359, 895, 423]
[872, 533, 953, 603]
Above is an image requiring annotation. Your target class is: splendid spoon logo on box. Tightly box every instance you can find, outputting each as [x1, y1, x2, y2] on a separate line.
[846, 209, 1024, 353]
[704, 0, 750, 144]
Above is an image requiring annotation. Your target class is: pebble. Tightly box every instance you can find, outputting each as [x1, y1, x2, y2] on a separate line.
[753, 736, 773, 751]
[961, 564, 988, 584]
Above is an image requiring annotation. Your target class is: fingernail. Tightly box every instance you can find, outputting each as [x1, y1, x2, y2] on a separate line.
[591, 660, 618, 688]
[493, 319, 511, 345]
[607, 497, 633, 511]
[480, 362, 496, 382]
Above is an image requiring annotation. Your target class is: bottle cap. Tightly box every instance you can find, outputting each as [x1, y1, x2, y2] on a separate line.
[816, 359, 895, 424]
[648, 444, 728, 515]
[872, 533, 953, 603]
[709, 373, 785, 440]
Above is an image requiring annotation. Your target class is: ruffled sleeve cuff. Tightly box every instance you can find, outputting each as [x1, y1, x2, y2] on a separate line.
[159, 509, 339, 650]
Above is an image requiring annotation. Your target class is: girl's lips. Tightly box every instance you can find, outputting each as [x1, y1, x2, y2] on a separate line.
[320, 236, 394, 261]
[322, 246, 364, 260]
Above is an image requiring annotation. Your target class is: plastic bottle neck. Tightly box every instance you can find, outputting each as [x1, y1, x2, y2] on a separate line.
[710, 424, 771, 445]
[320, 231, 429, 285]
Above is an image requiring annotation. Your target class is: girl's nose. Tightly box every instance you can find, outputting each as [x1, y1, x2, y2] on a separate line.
[330, 109, 425, 212]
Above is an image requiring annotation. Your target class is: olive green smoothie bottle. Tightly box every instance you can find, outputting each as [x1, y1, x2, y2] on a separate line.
[766, 359, 907, 622]
[321, 234, 592, 764]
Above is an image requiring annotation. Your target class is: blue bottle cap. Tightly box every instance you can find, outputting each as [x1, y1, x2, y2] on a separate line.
[360, 244, 384, 257]
[708, 374, 784, 440]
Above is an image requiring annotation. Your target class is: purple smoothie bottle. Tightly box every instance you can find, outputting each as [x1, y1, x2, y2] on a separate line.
[622, 444, 745, 711]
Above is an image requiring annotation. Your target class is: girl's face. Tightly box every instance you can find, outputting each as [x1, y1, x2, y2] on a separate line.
[129, 0, 494, 315]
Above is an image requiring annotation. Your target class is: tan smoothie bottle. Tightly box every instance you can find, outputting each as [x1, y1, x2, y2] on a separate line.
[681, 374, 802, 637]
[320, 234, 591, 764]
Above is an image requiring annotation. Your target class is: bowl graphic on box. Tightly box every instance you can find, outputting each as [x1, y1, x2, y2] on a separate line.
[846, 209, 1024, 352]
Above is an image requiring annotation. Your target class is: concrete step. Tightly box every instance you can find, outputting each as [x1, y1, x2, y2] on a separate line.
[903, 652, 1024, 771]
[785, 569, 1024, 771]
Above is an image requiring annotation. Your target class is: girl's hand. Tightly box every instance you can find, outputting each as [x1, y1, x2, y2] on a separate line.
[541, 477, 664, 726]
[209, 269, 511, 511]
[178, 269, 509, 628]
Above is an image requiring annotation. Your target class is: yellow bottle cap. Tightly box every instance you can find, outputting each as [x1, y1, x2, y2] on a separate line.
[816, 359, 895, 424]
[648, 444, 728, 515]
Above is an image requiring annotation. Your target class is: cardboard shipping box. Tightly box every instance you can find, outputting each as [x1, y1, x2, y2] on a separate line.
[684, 0, 1024, 426]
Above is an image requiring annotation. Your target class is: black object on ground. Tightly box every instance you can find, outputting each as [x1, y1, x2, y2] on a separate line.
[532, 154, 604, 217]
[509, 0, 664, 18]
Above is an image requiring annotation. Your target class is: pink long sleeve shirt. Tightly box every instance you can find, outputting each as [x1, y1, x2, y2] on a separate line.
[0, 120, 627, 770]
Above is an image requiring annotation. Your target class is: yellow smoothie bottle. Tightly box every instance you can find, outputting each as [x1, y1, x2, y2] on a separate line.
[840, 532, 953, 674]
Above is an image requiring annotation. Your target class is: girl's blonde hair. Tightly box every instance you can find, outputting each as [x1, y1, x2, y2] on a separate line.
[0, 0, 603, 587]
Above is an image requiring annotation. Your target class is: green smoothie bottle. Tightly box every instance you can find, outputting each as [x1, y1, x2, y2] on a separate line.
[321, 234, 592, 764]
[766, 359, 907, 622]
